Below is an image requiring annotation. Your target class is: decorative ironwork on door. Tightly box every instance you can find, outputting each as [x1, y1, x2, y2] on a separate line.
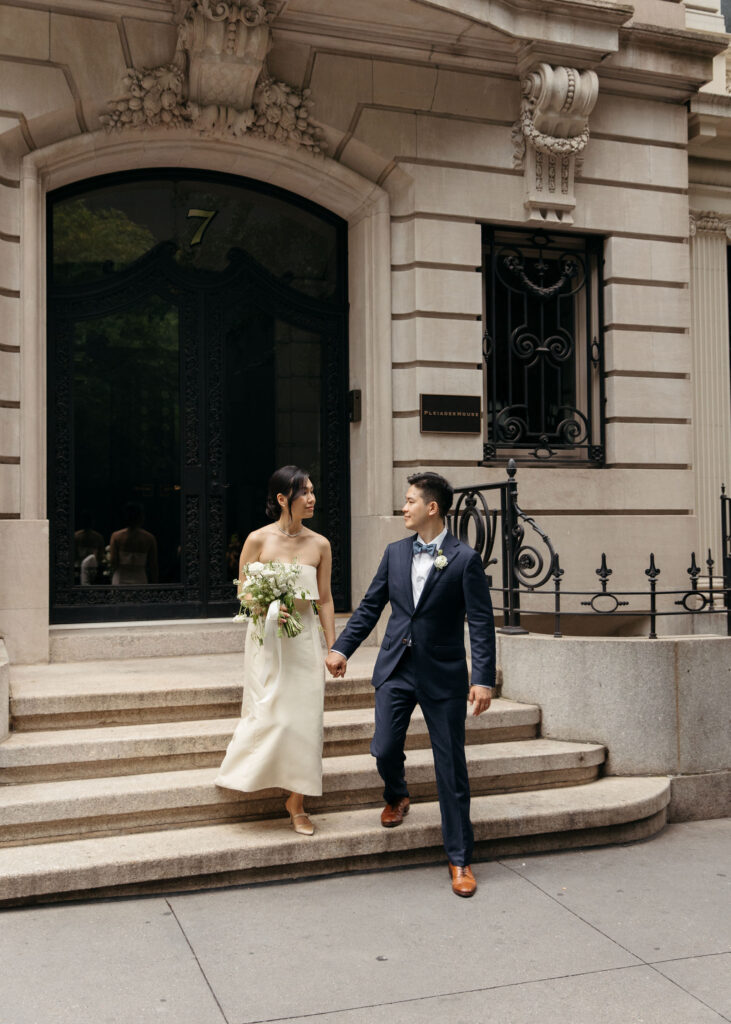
[47, 171, 350, 623]
[481, 226, 605, 465]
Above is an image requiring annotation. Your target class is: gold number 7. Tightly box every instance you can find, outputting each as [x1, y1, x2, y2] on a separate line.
[187, 209, 218, 246]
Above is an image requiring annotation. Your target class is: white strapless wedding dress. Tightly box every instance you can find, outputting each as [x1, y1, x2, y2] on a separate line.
[214, 563, 325, 796]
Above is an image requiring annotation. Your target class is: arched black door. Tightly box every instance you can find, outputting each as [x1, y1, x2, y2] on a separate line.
[47, 171, 349, 622]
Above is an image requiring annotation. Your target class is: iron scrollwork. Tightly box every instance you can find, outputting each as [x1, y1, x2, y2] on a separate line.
[508, 461, 557, 591]
[449, 489, 498, 571]
[451, 463, 731, 638]
[482, 226, 605, 466]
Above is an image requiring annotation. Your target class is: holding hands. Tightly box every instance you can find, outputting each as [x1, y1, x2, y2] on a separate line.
[326, 650, 347, 678]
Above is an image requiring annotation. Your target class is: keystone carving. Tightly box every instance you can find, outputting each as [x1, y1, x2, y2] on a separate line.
[512, 64, 599, 225]
[101, 0, 323, 153]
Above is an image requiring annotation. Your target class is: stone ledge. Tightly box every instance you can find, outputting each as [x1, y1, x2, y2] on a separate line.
[0, 699, 540, 782]
[48, 615, 376, 663]
[499, 633, 731, 781]
[668, 770, 731, 822]
[9, 648, 381, 726]
[0, 777, 670, 905]
[0, 739, 606, 843]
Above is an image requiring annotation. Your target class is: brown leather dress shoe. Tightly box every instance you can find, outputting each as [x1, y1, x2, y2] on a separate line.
[380, 798, 410, 827]
[449, 863, 477, 897]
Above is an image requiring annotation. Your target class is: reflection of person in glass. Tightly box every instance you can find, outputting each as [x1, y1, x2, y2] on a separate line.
[74, 509, 103, 569]
[110, 502, 159, 585]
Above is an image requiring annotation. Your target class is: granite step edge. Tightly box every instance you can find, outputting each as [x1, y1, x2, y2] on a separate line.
[0, 778, 671, 902]
[0, 740, 607, 825]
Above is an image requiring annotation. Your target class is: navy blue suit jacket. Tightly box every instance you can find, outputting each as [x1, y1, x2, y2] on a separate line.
[334, 531, 496, 700]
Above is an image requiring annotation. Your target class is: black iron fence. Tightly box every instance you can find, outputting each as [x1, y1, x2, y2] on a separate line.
[448, 461, 731, 639]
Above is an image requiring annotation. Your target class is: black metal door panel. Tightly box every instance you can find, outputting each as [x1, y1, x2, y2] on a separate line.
[48, 174, 350, 623]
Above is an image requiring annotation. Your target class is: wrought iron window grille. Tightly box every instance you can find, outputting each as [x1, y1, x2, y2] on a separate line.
[449, 461, 731, 639]
[481, 226, 605, 466]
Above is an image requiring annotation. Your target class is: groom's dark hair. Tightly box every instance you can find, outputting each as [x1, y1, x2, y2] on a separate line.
[407, 472, 453, 519]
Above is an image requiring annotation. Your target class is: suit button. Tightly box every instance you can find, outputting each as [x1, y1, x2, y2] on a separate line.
[401, 638, 408, 645]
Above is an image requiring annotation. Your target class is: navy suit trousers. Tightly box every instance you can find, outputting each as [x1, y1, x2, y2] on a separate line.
[370, 651, 474, 867]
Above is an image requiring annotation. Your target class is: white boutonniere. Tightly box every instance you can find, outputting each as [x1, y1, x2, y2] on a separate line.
[434, 549, 448, 570]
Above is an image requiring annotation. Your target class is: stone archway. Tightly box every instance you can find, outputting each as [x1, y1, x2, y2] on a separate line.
[17, 129, 392, 652]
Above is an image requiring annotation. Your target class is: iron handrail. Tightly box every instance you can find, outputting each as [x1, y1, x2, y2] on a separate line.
[451, 461, 731, 639]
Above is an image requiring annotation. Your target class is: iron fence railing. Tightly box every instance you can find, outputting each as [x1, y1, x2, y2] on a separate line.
[448, 461, 731, 639]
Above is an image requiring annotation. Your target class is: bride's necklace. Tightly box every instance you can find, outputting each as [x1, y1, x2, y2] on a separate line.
[276, 521, 304, 538]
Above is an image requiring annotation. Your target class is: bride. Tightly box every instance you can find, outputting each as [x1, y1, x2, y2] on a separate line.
[214, 466, 335, 836]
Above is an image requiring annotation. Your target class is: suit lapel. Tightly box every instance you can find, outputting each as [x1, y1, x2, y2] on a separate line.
[415, 531, 458, 611]
[397, 536, 415, 613]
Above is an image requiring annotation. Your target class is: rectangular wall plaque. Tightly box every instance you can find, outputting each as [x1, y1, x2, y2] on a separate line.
[420, 394, 482, 434]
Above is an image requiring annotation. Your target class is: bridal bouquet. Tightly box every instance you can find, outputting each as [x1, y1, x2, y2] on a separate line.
[233, 561, 308, 644]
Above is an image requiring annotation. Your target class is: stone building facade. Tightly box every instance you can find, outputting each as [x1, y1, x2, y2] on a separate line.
[1, 0, 730, 663]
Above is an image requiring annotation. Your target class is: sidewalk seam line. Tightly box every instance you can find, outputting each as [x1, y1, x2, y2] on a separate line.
[497, 860, 731, 1024]
[166, 897, 231, 1024]
[648, 950, 731, 966]
[647, 961, 731, 1023]
[233, 962, 679, 1024]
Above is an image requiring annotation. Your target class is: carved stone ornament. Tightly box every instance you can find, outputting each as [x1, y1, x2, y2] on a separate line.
[101, 0, 323, 153]
[512, 63, 599, 225]
[689, 210, 731, 239]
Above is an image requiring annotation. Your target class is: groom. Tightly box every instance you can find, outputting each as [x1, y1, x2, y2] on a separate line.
[326, 472, 495, 897]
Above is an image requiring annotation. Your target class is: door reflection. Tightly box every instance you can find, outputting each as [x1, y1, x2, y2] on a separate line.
[221, 314, 324, 585]
[71, 294, 181, 586]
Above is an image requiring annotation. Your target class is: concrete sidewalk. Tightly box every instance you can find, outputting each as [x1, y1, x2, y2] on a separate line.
[0, 819, 729, 1024]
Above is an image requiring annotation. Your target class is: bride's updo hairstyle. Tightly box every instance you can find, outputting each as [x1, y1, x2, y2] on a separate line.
[265, 465, 310, 521]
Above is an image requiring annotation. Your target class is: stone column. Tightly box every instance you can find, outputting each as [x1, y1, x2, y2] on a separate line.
[689, 212, 731, 560]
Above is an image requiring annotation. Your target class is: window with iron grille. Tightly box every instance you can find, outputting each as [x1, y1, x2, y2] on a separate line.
[481, 226, 605, 465]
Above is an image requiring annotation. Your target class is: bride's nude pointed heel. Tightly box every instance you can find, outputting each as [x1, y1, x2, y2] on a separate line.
[285, 799, 315, 836]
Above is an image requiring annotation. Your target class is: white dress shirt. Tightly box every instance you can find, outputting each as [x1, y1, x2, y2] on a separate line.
[411, 526, 448, 607]
[331, 527, 448, 659]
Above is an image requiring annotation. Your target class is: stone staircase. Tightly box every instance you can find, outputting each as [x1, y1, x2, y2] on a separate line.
[0, 629, 671, 905]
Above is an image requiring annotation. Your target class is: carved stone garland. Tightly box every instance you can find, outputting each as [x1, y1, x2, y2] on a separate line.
[512, 63, 599, 225]
[101, 0, 323, 153]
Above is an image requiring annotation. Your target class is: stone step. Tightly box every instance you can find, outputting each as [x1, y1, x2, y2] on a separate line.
[48, 615, 372, 663]
[0, 777, 671, 906]
[0, 699, 540, 783]
[10, 649, 381, 730]
[0, 738, 605, 845]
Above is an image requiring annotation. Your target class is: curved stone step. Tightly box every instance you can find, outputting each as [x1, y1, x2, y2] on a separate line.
[10, 649, 380, 730]
[0, 777, 671, 906]
[0, 698, 540, 782]
[0, 738, 604, 845]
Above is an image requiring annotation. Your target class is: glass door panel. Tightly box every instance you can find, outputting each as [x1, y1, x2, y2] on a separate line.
[48, 170, 350, 622]
[72, 296, 181, 588]
[210, 311, 325, 607]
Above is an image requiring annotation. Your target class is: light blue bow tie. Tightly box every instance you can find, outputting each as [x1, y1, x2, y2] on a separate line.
[413, 539, 437, 556]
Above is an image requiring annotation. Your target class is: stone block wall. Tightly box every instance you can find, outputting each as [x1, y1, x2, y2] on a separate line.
[499, 633, 731, 821]
[310, 53, 701, 594]
[0, 0, 728, 658]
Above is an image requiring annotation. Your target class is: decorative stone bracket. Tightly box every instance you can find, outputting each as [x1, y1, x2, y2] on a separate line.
[101, 0, 323, 153]
[512, 63, 598, 225]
